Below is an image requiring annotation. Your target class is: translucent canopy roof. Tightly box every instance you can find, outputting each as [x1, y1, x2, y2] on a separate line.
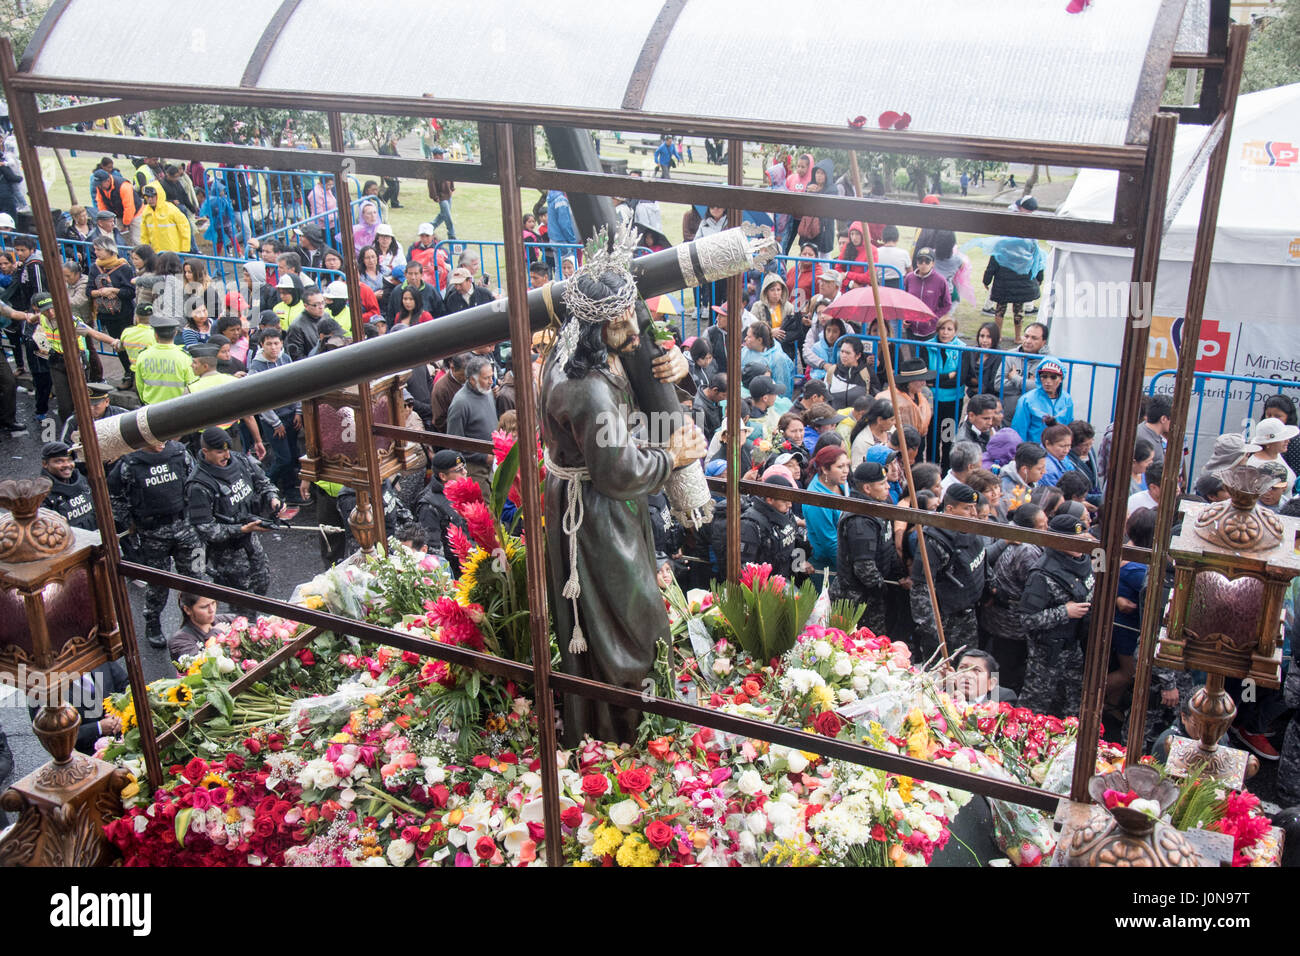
[25, 0, 1198, 148]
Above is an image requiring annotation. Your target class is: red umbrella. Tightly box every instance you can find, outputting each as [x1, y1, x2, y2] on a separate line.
[823, 285, 934, 327]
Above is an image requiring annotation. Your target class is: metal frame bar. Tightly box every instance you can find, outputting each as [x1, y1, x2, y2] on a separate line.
[1071, 113, 1180, 802]
[0, 36, 164, 785]
[30, 129, 495, 185]
[621, 0, 690, 111]
[495, 123, 565, 866]
[1126, 0, 1196, 146]
[8, 73, 1151, 173]
[240, 0, 303, 88]
[155, 626, 323, 750]
[1126, 23, 1250, 755]
[35, 98, 169, 129]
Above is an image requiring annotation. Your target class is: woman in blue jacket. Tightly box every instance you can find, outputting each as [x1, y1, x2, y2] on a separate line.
[1010, 356, 1073, 443]
[924, 315, 965, 471]
[804, 445, 851, 573]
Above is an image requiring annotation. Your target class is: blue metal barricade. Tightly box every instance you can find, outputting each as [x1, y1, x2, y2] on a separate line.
[206, 167, 363, 247]
[1148, 370, 1300, 480]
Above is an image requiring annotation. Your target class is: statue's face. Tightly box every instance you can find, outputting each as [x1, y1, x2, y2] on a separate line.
[602, 306, 639, 353]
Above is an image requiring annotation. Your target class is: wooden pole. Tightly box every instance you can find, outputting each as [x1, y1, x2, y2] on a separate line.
[724, 139, 744, 584]
[845, 153, 947, 660]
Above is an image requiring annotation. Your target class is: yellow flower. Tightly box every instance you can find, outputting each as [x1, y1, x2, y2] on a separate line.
[591, 825, 624, 857]
[455, 549, 488, 605]
[615, 834, 657, 868]
[301, 593, 325, 610]
[201, 772, 229, 790]
[896, 776, 914, 803]
[572, 861, 592, 868]
[810, 685, 835, 713]
[164, 684, 194, 707]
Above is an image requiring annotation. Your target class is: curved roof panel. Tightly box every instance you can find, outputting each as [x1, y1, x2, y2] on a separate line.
[255, 0, 664, 108]
[23, 0, 1195, 149]
[28, 0, 282, 88]
[642, 0, 1164, 145]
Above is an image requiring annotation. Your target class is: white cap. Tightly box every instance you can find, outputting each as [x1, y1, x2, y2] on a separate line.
[276, 274, 296, 290]
[325, 280, 349, 299]
[375, 223, 394, 237]
[417, 222, 435, 235]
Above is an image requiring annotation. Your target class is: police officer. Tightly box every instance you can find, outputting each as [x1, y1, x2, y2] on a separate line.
[40, 441, 97, 531]
[416, 449, 470, 575]
[118, 302, 158, 392]
[188, 426, 281, 598]
[109, 437, 203, 648]
[1018, 512, 1095, 719]
[832, 461, 901, 636]
[909, 483, 987, 662]
[134, 311, 196, 406]
[60, 381, 129, 464]
[739, 470, 800, 578]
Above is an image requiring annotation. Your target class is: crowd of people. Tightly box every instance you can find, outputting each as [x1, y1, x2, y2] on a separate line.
[1, 142, 1298, 808]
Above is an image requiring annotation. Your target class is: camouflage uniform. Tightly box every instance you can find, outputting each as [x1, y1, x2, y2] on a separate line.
[1018, 550, 1095, 718]
[188, 452, 278, 597]
[909, 526, 986, 663]
[109, 440, 202, 638]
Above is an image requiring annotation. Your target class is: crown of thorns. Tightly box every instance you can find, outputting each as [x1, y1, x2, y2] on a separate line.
[560, 223, 639, 324]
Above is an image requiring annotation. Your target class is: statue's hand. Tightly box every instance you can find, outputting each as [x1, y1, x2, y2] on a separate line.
[652, 345, 690, 384]
[666, 423, 707, 468]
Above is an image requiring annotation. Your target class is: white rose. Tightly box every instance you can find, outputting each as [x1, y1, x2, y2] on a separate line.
[386, 838, 415, 866]
[421, 758, 446, 785]
[215, 655, 236, 675]
[812, 640, 833, 660]
[773, 823, 797, 843]
[712, 657, 733, 676]
[765, 802, 795, 828]
[745, 810, 768, 835]
[786, 750, 809, 774]
[838, 688, 858, 704]
[832, 655, 853, 677]
[738, 831, 757, 855]
[313, 765, 340, 791]
[736, 770, 763, 795]
[608, 799, 641, 831]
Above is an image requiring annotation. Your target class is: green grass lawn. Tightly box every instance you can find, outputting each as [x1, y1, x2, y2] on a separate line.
[40, 145, 1020, 342]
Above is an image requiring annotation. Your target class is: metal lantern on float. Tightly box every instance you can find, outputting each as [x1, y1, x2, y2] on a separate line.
[1153, 464, 1300, 789]
[0, 478, 131, 867]
[298, 372, 411, 552]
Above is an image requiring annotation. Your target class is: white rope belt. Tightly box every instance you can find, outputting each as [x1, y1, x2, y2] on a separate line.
[543, 450, 591, 655]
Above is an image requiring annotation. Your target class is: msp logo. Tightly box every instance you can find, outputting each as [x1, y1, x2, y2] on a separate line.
[1171, 316, 1231, 373]
[1241, 140, 1298, 169]
[1290, 237, 1300, 260]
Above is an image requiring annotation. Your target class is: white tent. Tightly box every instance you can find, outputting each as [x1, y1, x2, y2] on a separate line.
[1045, 83, 1300, 475]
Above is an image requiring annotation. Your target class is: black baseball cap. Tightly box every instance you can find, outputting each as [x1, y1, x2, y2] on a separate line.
[42, 440, 73, 460]
[432, 449, 466, 472]
[200, 427, 231, 449]
[748, 375, 777, 400]
[853, 461, 886, 484]
[1048, 512, 1085, 535]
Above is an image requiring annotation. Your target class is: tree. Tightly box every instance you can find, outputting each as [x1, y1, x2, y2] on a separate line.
[341, 114, 417, 155]
[1165, 0, 1300, 102]
[0, 0, 50, 60]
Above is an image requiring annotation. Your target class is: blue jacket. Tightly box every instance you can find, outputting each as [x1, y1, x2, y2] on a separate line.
[546, 191, 579, 245]
[924, 337, 966, 403]
[1010, 387, 1074, 444]
[742, 343, 794, 397]
[1042, 451, 1076, 487]
[804, 476, 847, 567]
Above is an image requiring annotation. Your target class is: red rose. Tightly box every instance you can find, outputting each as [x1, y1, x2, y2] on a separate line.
[243, 737, 261, 755]
[253, 816, 276, 839]
[497, 752, 519, 765]
[472, 754, 493, 769]
[618, 768, 652, 795]
[644, 820, 674, 849]
[295, 648, 316, 667]
[224, 753, 245, 771]
[526, 821, 546, 842]
[401, 650, 420, 666]
[453, 782, 472, 797]
[647, 737, 672, 762]
[560, 806, 583, 828]
[581, 774, 609, 798]
[475, 835, 496, 860]
[813, 711, 844, 737]
[183, 758, 208, 784]
[428, 784, 450, 809]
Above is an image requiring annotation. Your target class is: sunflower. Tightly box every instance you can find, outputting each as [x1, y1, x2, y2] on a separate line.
[163, 684, 195, 707]
[455, 548, 489, 605]
[201, 771, 230, 791]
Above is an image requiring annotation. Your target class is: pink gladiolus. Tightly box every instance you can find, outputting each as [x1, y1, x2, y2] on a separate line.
[445, 476, 483, 509]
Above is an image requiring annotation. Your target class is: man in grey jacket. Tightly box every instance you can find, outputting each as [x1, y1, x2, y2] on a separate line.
[246, 326, 304, 507]
[446, 355, 498, 497]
